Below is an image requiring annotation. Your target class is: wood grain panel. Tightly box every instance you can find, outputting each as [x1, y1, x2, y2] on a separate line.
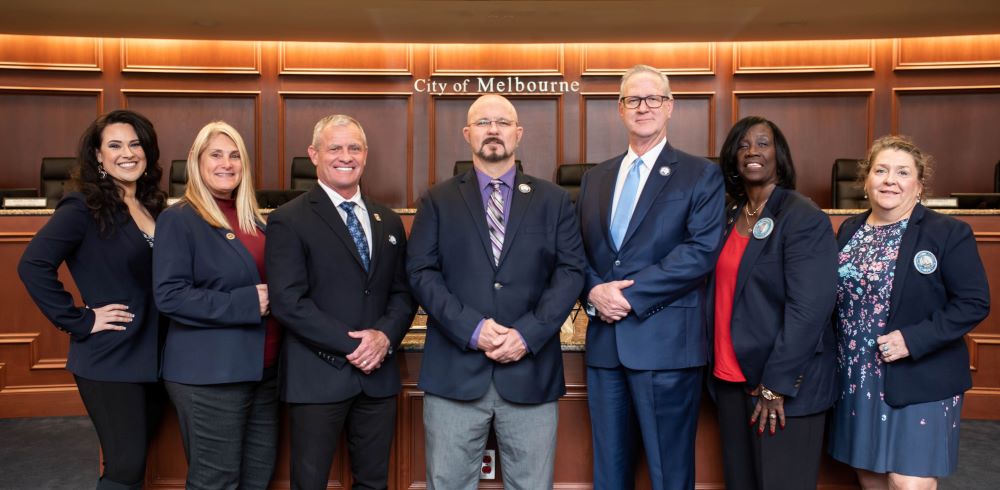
[581, 93, 714, 164]
[279, 42, 413, 75]
[431, 96, 561, 184]
[734, 40, 875, 74]
[735, 90, 873, 207]
[894, 35, 1000, 70]
[122, 90, 261, 191]
[893, 87, 1000, 196]
[0, 34, 102, 71]
[121, 39, 261, 74]
[0, 87, 102, 190]
[431, 44, 564, 76]
[581, 43, 715, 76]
[279, 93, 412, 208]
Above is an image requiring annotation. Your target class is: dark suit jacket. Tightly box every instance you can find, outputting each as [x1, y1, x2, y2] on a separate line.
[577, 142, 725, 370]
[707, 187, 838, 416]
[18, 193, 161, 382]
[407, 170, 586, 404]
[266, 186, 416, 404]
[837, 204, 989, 407]
[153, 202, 266, 385]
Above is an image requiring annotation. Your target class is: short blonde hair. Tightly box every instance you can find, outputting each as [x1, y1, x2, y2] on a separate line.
[311, 114, 367, 148]
[857, 135, 933, 192]
[182, 121, 262, 235]
[619, 64, 673, 100]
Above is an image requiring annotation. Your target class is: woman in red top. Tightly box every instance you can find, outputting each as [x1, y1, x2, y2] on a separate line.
[153, 121, 279, 490]
[708, 116, 839, 490]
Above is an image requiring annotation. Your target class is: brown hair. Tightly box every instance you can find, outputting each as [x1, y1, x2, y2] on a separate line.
[857, 134, 933, 194]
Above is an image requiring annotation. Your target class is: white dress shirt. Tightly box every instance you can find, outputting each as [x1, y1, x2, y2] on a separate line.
[609, 137, 668, 222]
[317, 181, 373, 255]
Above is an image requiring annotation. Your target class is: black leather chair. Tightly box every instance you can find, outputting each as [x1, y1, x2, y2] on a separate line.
[290, 157, 317, 191]
[255, 189, 306, 209]
[832, 158, 868, 209]
[169, 160, 188, 198]
[40, 157, 76, 207]
[453, 160, 523, 176]
[556, 163, 597, 203]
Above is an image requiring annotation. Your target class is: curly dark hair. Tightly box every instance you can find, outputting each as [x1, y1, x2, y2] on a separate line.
[70, 110, 166, 235]
[720, 116, 796, 201]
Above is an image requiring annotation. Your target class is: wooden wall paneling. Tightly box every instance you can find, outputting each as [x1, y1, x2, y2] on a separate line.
[580, 43, 716, 76]
[894, 35, 1000, 70]
[964, 232, 1000, 418]
[120, 39, 261, 74]
[430, 44, 564, 76]
[892, 86, 1000, 196]
[0, 87, 103, 190]
[735, 90, 874, 207]
[580, 92, 715, 164]
[279, 93, 413, 208]
[122, 90, 261, 192]
[733, 40, 875, 74]
[430, 95, 562, 184]
[279, 42, 413, 75]
[0, 34, 103, 71]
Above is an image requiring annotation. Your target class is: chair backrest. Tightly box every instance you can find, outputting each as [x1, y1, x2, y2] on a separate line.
[555, 163, 597, 203]
[169, 160, 188, 198]
[40, 157, 77, 207]
[832, 158, 868, 209]
[290, 157, 317, 191]
[255, 189, 306, 209]
[705, 156, 720, 164]
[994, 160, 1000, 193]
[453, 160, 523, 176]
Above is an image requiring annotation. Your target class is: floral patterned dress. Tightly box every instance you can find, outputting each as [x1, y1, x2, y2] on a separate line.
[828, 219, 962, 477]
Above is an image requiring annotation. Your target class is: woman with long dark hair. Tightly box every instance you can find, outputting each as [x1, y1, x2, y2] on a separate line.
[19, 109, 167, 489]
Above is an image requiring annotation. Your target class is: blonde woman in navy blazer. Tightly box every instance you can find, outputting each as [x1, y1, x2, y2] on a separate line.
[153, 122, 278, 490]
[829, 136, 989, 489]
[19, 110, 167, 490]
[708, 117, 838, 490]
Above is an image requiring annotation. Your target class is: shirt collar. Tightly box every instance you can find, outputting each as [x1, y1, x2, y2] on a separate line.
[474, 163, 517, 191]
[318, 181, 366, 213]
[624, 137, 668, 169]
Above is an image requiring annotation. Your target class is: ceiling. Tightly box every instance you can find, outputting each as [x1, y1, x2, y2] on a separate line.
[0, 0, 998, 43]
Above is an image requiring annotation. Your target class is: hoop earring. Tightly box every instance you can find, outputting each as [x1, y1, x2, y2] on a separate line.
[98, 166, 107, 179]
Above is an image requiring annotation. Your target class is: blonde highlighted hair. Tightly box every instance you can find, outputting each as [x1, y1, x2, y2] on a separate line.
[182, 121, 263, 235]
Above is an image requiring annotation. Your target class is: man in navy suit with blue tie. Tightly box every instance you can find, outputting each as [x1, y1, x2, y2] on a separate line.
[576, 65, 725, 490]
[408, 94, 585, 489]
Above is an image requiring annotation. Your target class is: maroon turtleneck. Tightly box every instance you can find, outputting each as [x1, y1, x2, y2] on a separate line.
[214, 197, 281, 368]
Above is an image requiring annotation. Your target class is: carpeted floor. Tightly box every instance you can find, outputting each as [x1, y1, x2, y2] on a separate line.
[0, 416, 997, 489]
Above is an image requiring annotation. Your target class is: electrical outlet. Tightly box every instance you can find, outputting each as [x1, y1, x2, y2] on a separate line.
[480, 449, 496, 480]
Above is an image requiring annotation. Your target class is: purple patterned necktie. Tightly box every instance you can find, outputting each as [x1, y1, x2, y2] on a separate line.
[486, 179, 505, 265]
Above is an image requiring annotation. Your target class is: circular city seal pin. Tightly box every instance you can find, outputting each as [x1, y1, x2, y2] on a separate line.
[913, 250, 938, 274]
[752, 218, 774, 239]
[225, 232, 236, 240]
[388, 234, 397, 245]
[518, 183, 531, 193]
[659, 166, 671, 177]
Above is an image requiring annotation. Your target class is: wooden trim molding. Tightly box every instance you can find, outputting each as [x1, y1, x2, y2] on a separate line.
[0, 85, 103, 114]
[429, 44, 565, 77]
[890, 85, 1000, 134]
[893, 35, 1000, 71]
[120, 39, 262, 74]
[0, 35, 103, 72]
[733, 89, 875, 144]
[278, 42, 414, 75]
[579, 43, 716, 76]
[733, 40, 876, 74]
[968, 333, 1000, 372]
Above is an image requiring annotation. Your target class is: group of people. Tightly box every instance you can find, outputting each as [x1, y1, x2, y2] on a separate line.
[16, 63, 988, 490]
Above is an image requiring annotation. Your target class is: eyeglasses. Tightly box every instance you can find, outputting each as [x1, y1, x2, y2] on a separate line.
[469, 118, 517, 129]
[619, 95, 671, 109]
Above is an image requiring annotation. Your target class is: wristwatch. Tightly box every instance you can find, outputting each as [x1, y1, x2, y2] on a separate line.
[760, 386, 783, 401]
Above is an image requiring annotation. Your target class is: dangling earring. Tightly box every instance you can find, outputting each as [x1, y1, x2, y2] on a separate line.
[98, 165, 107, 179]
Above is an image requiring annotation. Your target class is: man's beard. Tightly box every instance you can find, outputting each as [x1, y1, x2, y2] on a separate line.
[476, 139, 511, 163]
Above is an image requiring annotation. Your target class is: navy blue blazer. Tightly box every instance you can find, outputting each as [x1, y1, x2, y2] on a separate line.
[153, 202, 266, 385]
[18, 193, 161, 382]
[837, 205, 989, 407]
[707, 188, 838, 416]
[407, 170, 586, 404]
[576, 143, 725, 370]
[266, 187, 416, 404]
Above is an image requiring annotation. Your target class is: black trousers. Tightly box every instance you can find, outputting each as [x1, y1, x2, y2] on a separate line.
[74, 375, 164, 490]
[288, 394, 397, 490]
[714, 378, 826, 490]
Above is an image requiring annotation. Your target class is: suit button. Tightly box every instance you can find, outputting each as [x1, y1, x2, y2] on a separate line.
[494, 282, 503, 290]
[614, 260, 621, 266]
[364, 289, 371, 296]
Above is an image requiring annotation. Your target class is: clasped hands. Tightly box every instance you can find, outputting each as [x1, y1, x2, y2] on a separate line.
[477, 318, 527, 364]
[588, 280, 634, 323]
[346, 329, 390, 375]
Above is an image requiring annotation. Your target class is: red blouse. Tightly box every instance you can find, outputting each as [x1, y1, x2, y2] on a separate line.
[713, 230, 750, 382]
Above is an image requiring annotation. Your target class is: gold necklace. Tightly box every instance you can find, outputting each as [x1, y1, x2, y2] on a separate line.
[743, 199, 767, 233]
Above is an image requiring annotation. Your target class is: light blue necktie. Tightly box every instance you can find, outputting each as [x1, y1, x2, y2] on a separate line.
[610, 157, 642, 249]
[339, 201, 370, 271]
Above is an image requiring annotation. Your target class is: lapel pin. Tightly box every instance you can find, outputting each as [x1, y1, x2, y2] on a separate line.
[752, 218, 774, 239]
[225, 232, 236, 240]
[518, 183, 531, 194]
[914, 250, 938, 274]
[373, 213, 382, 222]
[388, 234, 397, 245]
[659, 166, 671, 177]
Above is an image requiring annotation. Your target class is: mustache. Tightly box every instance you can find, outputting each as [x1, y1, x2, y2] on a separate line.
[482, 138, 505, 147]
